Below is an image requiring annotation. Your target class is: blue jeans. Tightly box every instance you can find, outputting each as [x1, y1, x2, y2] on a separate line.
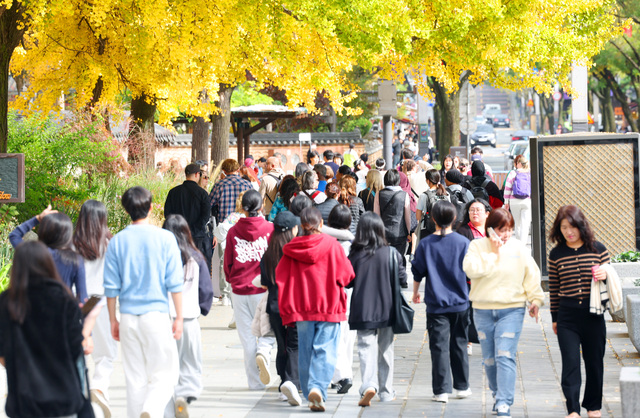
[473, 307, 525, 408]
[297, 321, 340, 400]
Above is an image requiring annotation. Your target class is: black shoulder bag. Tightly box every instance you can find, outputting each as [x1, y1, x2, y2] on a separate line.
[389, 247, 414, 334]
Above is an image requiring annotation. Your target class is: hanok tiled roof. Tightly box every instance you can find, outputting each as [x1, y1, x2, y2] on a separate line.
[170, 130, 362, 147]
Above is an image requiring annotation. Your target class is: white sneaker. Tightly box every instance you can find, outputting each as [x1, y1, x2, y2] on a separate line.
[432, 393, 448, 403]
[175, 397, 189, 418]
[467, 343, 473, 356]
[278, 392, 288, 402]
[308, 388, 325, 412]
[220, 296, 231, 306]
[90, 389, 111, 418]
[281, 381, 301, 406]
[456, 388, 472, 399]
[256, 353, 271, 385]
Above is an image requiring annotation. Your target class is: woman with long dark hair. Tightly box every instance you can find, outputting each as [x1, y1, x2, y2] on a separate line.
[268, 176, 300, 221]
[73, 199, 116, 416]
[163, 214, 215, 415]
[260, 211, 301, 406]
[348, 212, 406, 407]
[417, 169, 450, 239]
[548, 206, 609, 418]
[412, 201, 471, 403]
[439, 154, 455, 185]
[276, 207, 355, 412]
[224, 190, 275, 390]
[9, 205, 88, 303]
[0, 241, 89, 417]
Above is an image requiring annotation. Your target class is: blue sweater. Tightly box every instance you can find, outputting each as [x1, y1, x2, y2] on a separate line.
[104, 223, 183, 315]
[9, 217, 88, 303]
[412, 232, 470, 314]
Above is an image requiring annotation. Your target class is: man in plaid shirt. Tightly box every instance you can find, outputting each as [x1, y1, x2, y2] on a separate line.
[209, 159, 253, 222]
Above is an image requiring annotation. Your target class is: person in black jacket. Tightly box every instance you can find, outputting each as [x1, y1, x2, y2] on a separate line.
[348, 212, 407, 407]
[165, 163, 213, 271]
[463, 161, 503, 210]
[0, 241, 90, 417]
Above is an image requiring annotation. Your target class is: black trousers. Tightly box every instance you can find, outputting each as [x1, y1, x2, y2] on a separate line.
[426, 310, 470, 395]
[194, 235, 213, 274]
[388, 236, 408, 269]
[556, 305, 606, 414]
[268, 312, 300, 390]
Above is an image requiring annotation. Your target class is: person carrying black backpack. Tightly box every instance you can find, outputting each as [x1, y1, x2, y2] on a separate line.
[445, 170, 474, 230]
[417, 169, 450, 240]
[463, 161, 503, 210]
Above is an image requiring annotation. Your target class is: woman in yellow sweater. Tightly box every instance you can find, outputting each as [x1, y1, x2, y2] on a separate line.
[463, 208, 544, 418]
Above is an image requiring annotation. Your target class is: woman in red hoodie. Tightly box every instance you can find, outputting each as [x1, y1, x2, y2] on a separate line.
[224, 190, 275, 390]
[276, 207, 355, 412]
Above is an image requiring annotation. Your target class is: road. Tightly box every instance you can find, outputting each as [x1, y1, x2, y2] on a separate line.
[475, 126, 516, 172]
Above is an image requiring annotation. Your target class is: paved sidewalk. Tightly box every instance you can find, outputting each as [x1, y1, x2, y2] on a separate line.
[1, 288, 639, 417]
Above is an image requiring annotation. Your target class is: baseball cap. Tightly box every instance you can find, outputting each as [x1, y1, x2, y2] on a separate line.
[273, 211, 301, 232]
[185, 163, 201, 175]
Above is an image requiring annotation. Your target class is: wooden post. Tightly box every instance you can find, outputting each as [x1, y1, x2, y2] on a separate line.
[236, 119, 244, 163]
[244, 122, 250, 160]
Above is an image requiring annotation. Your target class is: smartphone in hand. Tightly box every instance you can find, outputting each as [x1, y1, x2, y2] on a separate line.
[487, 227, 503, 244]
[81, 295, 104, 318]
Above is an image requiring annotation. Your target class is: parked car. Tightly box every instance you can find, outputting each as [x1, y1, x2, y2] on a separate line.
[474, 115, 486, 125]
[510, 129, 536, 141]
[491, 113, 510, 127]
[470, 124, 497, 148]
[503, 140, 529, 170]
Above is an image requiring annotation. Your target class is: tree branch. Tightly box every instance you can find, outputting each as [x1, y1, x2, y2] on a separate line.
[609, 41, 640, 72]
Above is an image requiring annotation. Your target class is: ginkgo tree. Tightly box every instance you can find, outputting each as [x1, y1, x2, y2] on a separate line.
[5, 0, 625, 160]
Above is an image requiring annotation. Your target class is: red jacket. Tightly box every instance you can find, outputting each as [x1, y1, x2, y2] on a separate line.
[224, 217, 274, 295]
[275, 233, 355, 326]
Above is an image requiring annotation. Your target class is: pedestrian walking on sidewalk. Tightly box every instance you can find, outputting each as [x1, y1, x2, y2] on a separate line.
[163, 214, 215, 417]
[503, 155, 532, 243]
[104, 186, 184, 418]
[463, 208, 544, 418]
[260, 211, 302, 406]
[348, 212, 405, 406]
[276, 207, 355, 412]
[73, 199, 118, 418]
[412, 201, 471, 404]
[548, 205, 610, 418]
[224, 190, 275, 390]
[0, 241, 92, 418]
[9, 205, 88, 304]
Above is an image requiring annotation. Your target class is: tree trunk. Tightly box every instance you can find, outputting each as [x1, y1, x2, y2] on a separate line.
[432, 79, 460, 155]
[540, 95, 555, 135]
[0, 49, 11, 153]
[192, 116, 209, 163]
[191, 90, 210, 163]
[129, 94, 157, 167]
[599, 90, 615, 133]
[603, 68, 638, 132]
[210, 84, 234, 166]
[0, 3, 27, 153]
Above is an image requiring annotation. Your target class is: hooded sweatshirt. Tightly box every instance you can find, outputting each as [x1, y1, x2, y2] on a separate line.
[224, 216, 274, 295]
[276, 233, 355, 326]
[466, 161, 503, 208]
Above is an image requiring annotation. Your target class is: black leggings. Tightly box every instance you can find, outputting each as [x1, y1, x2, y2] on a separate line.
[268, 313, 300, 390]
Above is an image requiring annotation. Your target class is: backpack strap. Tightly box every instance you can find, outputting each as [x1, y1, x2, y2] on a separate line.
[481, 178, 490, 188]
[265, 174, 282, 204]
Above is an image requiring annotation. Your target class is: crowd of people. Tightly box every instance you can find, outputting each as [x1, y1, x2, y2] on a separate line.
[0, 142, 614, 418]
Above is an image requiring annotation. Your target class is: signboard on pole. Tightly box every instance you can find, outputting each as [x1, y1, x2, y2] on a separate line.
[0, 154, 25, 203]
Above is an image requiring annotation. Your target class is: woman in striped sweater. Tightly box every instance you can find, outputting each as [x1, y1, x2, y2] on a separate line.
[548, 205, 609, 418]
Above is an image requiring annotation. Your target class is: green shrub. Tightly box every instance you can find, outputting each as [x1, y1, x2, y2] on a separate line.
[612, 251, 640, 263]
[342, 117, 372, 136]
[8, 111, 118, 223]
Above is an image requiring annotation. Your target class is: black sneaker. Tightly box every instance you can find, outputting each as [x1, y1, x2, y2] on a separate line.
[336, 378, 353, 394]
